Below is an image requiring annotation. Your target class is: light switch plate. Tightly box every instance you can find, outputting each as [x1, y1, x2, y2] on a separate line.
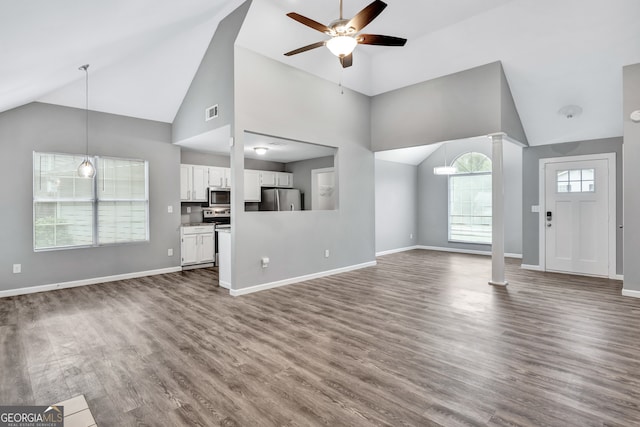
[13, 264, 21, 274]
[168, 249, 173, 257]
[167, 205, 173, 214]
[531, 205, 540, 213]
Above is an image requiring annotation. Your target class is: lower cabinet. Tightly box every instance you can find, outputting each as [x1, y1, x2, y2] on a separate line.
[181, 225, 215, 267]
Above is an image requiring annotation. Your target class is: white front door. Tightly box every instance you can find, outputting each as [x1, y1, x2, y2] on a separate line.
[544, 159, 609, 276]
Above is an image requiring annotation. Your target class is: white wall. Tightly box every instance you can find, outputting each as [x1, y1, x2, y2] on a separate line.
[231, 47, 375, 291]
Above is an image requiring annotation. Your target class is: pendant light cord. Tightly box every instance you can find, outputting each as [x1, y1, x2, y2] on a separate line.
[79, 64, 90, 160]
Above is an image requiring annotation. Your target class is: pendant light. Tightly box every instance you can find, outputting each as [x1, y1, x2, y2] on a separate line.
[433, 143, 456, 175]
[77, 64, 95, 178]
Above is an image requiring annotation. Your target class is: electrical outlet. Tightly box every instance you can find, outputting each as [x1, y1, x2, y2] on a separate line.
[13, 264, 21, 274]
[167, 205, 173, 214]
[168, 249, 173, 257]
[186, 207, 191, 213]
[261, 257, 269, 268]
[324, 249, 330, 258]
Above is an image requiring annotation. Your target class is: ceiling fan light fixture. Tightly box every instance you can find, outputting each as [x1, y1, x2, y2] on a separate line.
[326, 36, 357, 57]
[254, 147, 268, 155]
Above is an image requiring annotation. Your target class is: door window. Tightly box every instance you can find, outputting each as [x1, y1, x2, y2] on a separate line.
[556, 168, 595, 193]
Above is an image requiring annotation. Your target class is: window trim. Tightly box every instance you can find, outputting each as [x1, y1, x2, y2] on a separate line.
[33, 151, 150, 252]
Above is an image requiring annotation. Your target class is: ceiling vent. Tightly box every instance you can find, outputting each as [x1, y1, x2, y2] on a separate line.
[205, 104, 218, 121]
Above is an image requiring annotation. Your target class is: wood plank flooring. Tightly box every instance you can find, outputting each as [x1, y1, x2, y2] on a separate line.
[2, 250, 640, 426]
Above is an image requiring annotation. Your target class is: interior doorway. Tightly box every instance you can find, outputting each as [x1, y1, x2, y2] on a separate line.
[539, 153, 616, 278]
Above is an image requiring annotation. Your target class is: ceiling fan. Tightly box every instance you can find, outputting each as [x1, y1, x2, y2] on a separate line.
[284, 0, 407, 68]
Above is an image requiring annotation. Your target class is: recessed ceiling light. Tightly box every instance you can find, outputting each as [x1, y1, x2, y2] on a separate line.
[254, 147, 268, 155]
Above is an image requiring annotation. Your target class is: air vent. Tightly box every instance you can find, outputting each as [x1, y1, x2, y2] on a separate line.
[205, 104, 218, 121]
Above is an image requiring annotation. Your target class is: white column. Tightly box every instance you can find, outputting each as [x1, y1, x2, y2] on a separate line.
[489, 132, 508, 286]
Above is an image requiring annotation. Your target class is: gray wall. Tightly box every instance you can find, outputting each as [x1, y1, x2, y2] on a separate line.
[231, 47, 374, 290]
[171, 1, 251, 143]
[623, 64, 640, 290]
[374, 159, 418, 253]
[500, 66, 528, 144]
[371, 62, 503, 152]
[180, 149, 284, 171]
[285, 156, 335, 210]
[0, 102, 180, 291]
[417, 138, 523, 255]
[521, 137, 623, 274]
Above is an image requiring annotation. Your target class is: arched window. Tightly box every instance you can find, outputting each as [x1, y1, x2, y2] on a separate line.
[448, 152, 492, 244]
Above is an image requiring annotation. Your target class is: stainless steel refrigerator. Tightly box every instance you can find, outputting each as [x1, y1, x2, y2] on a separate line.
[260, 188, 302, 211]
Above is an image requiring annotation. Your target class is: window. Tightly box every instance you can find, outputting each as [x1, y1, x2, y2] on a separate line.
[33, 152, 149, 251]
[556, 168, 595, 193]
[448, 152, 492, 244]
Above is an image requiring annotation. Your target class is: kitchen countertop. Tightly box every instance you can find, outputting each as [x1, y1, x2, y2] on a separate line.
[216, 228, 231, 233]
[181, 222, 212, 227]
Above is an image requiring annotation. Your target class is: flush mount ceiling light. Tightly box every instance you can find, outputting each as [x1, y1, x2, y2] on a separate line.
[433, 143, 456, 175]
[558, 104, 583, 119]
[254, 147, 269, 155]
[284, 0, 407, 69]
[77, 64, 95, 178]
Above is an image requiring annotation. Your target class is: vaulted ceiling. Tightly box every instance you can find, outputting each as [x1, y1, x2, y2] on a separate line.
[2, 0, 639, 146]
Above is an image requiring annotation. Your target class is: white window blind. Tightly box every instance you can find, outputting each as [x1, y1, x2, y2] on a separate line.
[97, 157, 148, 244]
[448, 152, 492, 244]
[33, 152, 149, 251]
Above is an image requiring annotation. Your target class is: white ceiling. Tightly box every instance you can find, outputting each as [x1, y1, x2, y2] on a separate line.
[2, 0, 640, 147]
[244, 132, 337, 163]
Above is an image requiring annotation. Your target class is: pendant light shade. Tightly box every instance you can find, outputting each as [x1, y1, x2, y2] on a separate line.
[77, 64, 95, 179]
[433, 143, 456, 175]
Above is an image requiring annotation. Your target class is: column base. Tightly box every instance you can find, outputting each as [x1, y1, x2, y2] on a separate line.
[488, 280, 509, 287]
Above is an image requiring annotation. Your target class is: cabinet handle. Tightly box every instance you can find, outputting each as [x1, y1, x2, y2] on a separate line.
[187, 190, 191, 200]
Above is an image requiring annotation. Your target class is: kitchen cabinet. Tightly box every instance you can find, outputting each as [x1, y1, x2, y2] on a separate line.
[244, 170, 261, 202]
[276, 172, 293, 188]
[260, 171, 276, 187]
[259, 170, 293, 188]
[181, 225, 215, 267]
[208, 167, 225, 188]
[208, 166, 231, 188]
[180, 164, 208, 202]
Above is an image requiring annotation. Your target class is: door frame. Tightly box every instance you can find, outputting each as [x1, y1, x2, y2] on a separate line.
[538, 152, 616, 279]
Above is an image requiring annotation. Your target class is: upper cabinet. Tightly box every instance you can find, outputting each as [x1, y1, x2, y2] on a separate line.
[260, 171, 292, 188]
[209, 167, 232, 188]
[276, 172, 293, 188]
[181, 164, 208, 202]
[208, 167, 225, 188]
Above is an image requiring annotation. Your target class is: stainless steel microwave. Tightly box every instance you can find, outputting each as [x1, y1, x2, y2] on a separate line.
[209, 188, 231, 206]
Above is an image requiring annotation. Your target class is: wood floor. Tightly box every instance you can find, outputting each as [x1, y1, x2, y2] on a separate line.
[2, 250, 640, 426]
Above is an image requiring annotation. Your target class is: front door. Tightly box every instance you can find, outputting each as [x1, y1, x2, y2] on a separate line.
[544, 158, 609, 276]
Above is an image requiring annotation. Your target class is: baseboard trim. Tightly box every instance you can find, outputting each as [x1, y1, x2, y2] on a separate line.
[229, 261, 377, 297]
[520, 264, 543, 271]
[376, 246, 419, 256]
[416, 245, 523, 259]
[622, 288, 640, 298]
[615, 274, 624, 281]
[0, 266, 183, 299]
[219, 280, 231, 289]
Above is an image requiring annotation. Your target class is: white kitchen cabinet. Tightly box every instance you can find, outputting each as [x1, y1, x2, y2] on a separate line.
[260, 171, 276, 187]
[259, 171, 292, 187]
[181, 225, 215, 267]
[208, 167, 225, 188]
[223, 168, 232, 188]
[244, 170, 261, 202]
[180, 165, 192, 201]
[180, 164, 208, 202]
[276, 172, 293, 188]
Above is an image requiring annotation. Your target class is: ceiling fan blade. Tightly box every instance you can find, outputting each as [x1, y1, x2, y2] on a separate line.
[286, 12, 331, 34]
[357, 34, 407, 47]
[340, 53, 353, 68]
[347, 0, 387, 32]
[284, 41, 326, 56]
